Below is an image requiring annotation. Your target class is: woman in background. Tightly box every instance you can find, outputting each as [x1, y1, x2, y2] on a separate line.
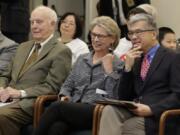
[58, 12, 89, 65]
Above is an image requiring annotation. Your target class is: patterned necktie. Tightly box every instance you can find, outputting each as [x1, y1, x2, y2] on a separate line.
[140, 54, 150, 81]
[20, 43, 41, 73]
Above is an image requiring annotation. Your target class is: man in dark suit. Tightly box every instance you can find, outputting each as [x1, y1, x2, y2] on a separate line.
[98, 0, 150, 37]
[0, 0, 30, 43]
[0, 6, 72, 135]
[98, 13, 180, 135]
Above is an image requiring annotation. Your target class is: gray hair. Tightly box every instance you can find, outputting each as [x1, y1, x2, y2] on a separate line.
[128, 13, 157, 32]
[90, 16, 120, 49]
[32, 5, 58, 23]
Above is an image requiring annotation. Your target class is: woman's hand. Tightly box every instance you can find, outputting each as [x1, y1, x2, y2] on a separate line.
[102, 53, 114, 74]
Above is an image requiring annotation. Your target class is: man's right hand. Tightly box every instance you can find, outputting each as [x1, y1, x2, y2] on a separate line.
[0, 88, 11, 102]
[125, 46, 143, 72]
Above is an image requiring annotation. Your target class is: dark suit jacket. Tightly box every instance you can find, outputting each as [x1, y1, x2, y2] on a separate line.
[119, 46, 180, 135]
[0, 36, 72, 116]
[98, 0, 150, 37]
[0, 0, 30, 34]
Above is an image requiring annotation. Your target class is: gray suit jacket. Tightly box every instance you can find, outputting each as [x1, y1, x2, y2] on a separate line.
[0, 36, 72, 115]
[0, 32, 18, 73]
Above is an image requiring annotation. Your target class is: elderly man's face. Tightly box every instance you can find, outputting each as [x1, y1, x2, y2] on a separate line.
[30, 10, 54, 42]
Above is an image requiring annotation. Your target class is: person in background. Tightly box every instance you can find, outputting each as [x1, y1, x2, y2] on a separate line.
[0, 0, 30, 43]
[137, 4, 157, 20]
[159, 27, 177, 50]
[98, 13, 180, 135]
[0, 6, 71, 135]
[98, 0, 150, 38]
[0, 31, 18, 73]
[32, 16, 124, 135]
[58, 12, 89, 65]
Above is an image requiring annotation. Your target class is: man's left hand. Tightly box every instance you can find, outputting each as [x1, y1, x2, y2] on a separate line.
[131, 103, 153, 117]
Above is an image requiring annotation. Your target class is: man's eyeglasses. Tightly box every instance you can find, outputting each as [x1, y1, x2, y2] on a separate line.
[128, 29, 155, 38]
[91, 32, 110, 40]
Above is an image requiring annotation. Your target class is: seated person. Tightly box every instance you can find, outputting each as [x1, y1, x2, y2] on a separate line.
[58, 12, 89, 65]
[0, 6, 71, 135]
[159, 26, 177, 50]
[98, 13, 180, 135]
[32, 16, 124, 135]
[0, 31, 18, 73]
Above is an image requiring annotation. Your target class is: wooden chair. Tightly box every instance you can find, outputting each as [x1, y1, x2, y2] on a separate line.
[33, 95, 105, 135]
[159, 109, 180, 135]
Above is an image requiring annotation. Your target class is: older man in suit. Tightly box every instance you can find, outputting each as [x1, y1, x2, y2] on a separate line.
[99, 13, 180, 135]
[0, 31, 18, 73]
[0, 6, 72, 135]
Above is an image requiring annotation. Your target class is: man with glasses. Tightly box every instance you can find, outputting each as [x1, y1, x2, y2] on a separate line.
[98, 13, 180, 135]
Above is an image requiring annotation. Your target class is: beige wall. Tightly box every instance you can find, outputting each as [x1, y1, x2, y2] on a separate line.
[151, 0, 180, 38]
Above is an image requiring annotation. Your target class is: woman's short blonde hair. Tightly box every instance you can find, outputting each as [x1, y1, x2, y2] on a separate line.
[90, 16, 121, 50]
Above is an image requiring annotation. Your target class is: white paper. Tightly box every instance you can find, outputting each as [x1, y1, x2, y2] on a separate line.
[96, 88, 107, 95]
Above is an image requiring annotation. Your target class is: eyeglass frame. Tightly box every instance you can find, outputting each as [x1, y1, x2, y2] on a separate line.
[90, 32, 111, 40]
[127, 29, 155, 39]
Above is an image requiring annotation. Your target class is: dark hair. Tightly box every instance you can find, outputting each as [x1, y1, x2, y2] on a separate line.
[57, 12, 82, 39]
[127, 7, 147, 20]
[159, 27, 175, 43]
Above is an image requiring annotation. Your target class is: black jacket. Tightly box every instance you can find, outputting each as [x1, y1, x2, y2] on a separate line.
[119, 46, 180, 135]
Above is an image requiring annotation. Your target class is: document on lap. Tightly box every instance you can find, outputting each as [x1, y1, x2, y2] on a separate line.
[96, 98, 138, 109]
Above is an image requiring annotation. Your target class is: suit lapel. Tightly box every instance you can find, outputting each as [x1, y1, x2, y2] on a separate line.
[0, 33, 4, 42]
[35, 37, 56, 63]
[141, 47, 166, 89]
[18, 37, 57, 78]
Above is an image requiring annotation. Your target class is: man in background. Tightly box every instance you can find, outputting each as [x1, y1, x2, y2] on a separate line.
[98, 0, 150, 37]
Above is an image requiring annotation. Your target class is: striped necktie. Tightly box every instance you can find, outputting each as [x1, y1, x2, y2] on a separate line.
[140, 54, 150, 81]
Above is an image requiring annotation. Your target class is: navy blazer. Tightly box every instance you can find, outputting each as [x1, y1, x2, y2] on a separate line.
[119, 46, 180, 135]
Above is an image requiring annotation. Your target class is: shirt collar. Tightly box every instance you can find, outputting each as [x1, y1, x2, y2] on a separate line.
[146, 44, 160, 62]
[35, 34, 54, 48]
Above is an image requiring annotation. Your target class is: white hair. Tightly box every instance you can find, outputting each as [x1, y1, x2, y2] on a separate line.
[32, 5, 58, 23]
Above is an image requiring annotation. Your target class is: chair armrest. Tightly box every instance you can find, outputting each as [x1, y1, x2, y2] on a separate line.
[33, 95, 58, 128]
[159, 109, 180, 135]
[33, 97, 106, 135]
[93, 104, 105, 135]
